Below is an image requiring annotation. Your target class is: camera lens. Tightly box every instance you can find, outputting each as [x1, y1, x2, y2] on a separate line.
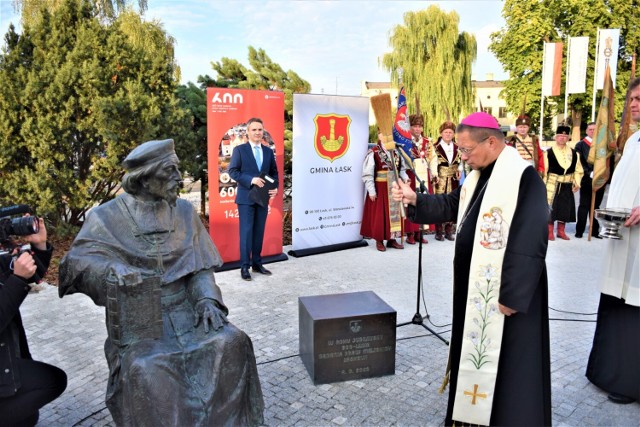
[10, 216, 39, 236]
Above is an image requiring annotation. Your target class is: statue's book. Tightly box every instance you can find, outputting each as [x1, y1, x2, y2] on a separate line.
[106, 276, 163, 346]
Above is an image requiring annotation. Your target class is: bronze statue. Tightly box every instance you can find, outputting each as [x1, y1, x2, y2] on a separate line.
[59, 139, 264, 426]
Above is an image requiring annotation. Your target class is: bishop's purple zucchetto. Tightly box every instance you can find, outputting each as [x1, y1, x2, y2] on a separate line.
[460, 112, 501, 130]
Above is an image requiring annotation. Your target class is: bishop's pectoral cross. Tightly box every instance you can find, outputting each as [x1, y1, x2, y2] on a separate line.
[464, 384, 487, 405]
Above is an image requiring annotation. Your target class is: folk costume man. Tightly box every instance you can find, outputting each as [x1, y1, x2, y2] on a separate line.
[228, 118, 279, 281]
[586, 77, 640, 405]
[574, 122, 604, 238]
[392, 112, 551, 426]
[361, 136, 409, 252]
[403, 113, 438, 244]
[433, 121, 461, 241]
[506, 114, 545, 177]
[543, 124, 584, 240]
[59, 139, 264, 427]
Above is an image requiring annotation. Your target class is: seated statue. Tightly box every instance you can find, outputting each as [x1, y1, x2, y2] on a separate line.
[59, 139, 264, 426]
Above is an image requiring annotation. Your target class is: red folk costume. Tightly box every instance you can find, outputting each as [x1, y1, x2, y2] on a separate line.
[361, 140, 409, 251]
[403, 114, 438, 243]
[507, 114, 545, 176]
[433, 121, 460, 241]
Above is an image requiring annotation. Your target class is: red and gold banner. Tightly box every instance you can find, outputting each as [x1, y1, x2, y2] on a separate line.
[207, 88, 285, 265]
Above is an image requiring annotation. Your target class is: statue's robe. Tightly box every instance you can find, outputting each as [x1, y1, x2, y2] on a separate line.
[59, 194, 264, 427]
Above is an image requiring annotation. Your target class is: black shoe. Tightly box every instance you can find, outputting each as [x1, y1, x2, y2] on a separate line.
[252, 265, 272, 275]
[240, 267, 252, 281]
[607, 392, 635, 404]
[575, 233, 583, 238]
[445, 234, 455, 241]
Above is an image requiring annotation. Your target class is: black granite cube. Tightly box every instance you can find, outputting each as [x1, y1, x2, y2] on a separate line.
[299, 291, 396, 384]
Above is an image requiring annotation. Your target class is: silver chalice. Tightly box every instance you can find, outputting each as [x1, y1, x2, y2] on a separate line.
[595, 208, 632, 239]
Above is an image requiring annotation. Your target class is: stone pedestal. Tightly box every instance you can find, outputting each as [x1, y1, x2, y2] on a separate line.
[299, 291, 396, 384]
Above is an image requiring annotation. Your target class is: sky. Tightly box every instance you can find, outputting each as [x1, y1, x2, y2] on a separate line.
[0, 0, 508, 96]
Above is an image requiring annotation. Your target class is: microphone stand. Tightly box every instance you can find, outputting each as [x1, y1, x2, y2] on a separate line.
[396, 167, 449, 345]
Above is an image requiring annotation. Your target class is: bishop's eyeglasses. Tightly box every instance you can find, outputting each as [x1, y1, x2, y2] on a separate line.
[456, 136, 491, 155]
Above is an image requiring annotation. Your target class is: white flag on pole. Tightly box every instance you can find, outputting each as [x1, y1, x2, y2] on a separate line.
[567, 36, 589, 94]
[595, 29, 620, 90]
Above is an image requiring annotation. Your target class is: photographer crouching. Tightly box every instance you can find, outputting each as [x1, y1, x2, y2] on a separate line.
[0, 209, 67, 427]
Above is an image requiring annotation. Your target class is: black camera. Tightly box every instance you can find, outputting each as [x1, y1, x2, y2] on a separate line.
[0, 205, 40, 242]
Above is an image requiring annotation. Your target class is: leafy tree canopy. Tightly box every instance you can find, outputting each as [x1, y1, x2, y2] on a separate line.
[381, 5, 477, 138]
[211, 46, 311, 125]
[490, 0, 639, 137]
[13, 0, 148, 25]
[0, 0, 187, 226]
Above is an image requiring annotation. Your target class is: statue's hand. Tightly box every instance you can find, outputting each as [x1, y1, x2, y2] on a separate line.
[194, 299, 228, 333]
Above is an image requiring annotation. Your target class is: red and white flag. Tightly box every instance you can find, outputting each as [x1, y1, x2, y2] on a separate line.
[542, 42, 563, 96]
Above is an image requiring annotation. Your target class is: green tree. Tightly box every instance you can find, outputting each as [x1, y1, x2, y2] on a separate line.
[490, 0, 639, 137]
[175, 81, 208, 214]
[13, 0, 148, 25]
[381, 5, 477, 138]
[211, 46, 311, 124]
[0, 0, 186, 226]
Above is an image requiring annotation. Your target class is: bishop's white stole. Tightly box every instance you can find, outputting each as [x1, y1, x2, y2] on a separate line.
[451, 146, 528, 425]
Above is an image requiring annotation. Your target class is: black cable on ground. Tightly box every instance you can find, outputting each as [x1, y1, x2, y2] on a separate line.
[419, 277, 452, 328]
[549, 306, 597, 316]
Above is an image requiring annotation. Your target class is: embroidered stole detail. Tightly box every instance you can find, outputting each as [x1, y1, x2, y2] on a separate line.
[451, 146, 528, 425]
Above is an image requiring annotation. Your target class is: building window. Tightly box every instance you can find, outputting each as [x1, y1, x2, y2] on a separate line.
[499, 107, 507, 118]
[483, 107, 493, 116]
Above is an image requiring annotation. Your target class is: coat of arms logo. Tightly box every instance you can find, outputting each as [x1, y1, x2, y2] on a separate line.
[349, 320, 362, 333]
[314, 114, 351, 162]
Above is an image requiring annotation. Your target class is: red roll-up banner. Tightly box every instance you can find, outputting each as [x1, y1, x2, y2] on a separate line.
[207, 88, 285, 266]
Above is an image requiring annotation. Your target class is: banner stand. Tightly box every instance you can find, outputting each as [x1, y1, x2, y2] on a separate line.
[288, 239, 368, 258]
[215, 252, 289, 272]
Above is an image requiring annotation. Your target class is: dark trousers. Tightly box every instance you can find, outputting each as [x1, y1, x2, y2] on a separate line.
[0, 358, 67, 426]
[436, 222, 454, 236]
[576, 179, 605, 236]
[238, 203, 268, 269]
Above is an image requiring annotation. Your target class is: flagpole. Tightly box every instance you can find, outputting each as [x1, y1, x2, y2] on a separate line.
[564, 37, 571, 125]
[591, 29, 601, 122]
[540, 41, 547, 144]
[588, 190, 596, 241]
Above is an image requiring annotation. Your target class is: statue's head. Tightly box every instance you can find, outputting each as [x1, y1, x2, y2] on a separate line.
[121, 139, 182, 206]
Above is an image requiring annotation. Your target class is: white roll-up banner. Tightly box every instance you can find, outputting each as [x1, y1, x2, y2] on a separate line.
[291, 94, 369, 254]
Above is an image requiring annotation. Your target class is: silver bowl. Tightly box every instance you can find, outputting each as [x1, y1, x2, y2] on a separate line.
[595, 208, 632, 239]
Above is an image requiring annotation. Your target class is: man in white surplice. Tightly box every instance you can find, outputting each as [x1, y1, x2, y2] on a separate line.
[586, 77, 640, 405]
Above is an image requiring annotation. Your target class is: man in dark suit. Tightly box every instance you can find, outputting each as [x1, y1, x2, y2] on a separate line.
[574, 122, 604, 238]
[229, 118, 279, 281]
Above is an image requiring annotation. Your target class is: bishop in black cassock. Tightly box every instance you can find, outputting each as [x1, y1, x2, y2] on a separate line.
[392, 112, 551, 426]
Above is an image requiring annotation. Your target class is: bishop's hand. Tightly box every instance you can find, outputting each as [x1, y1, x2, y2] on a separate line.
[391, 180, 417, 206]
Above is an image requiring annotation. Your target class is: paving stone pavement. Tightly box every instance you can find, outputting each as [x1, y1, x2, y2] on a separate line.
[22, 221, 639, 426]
